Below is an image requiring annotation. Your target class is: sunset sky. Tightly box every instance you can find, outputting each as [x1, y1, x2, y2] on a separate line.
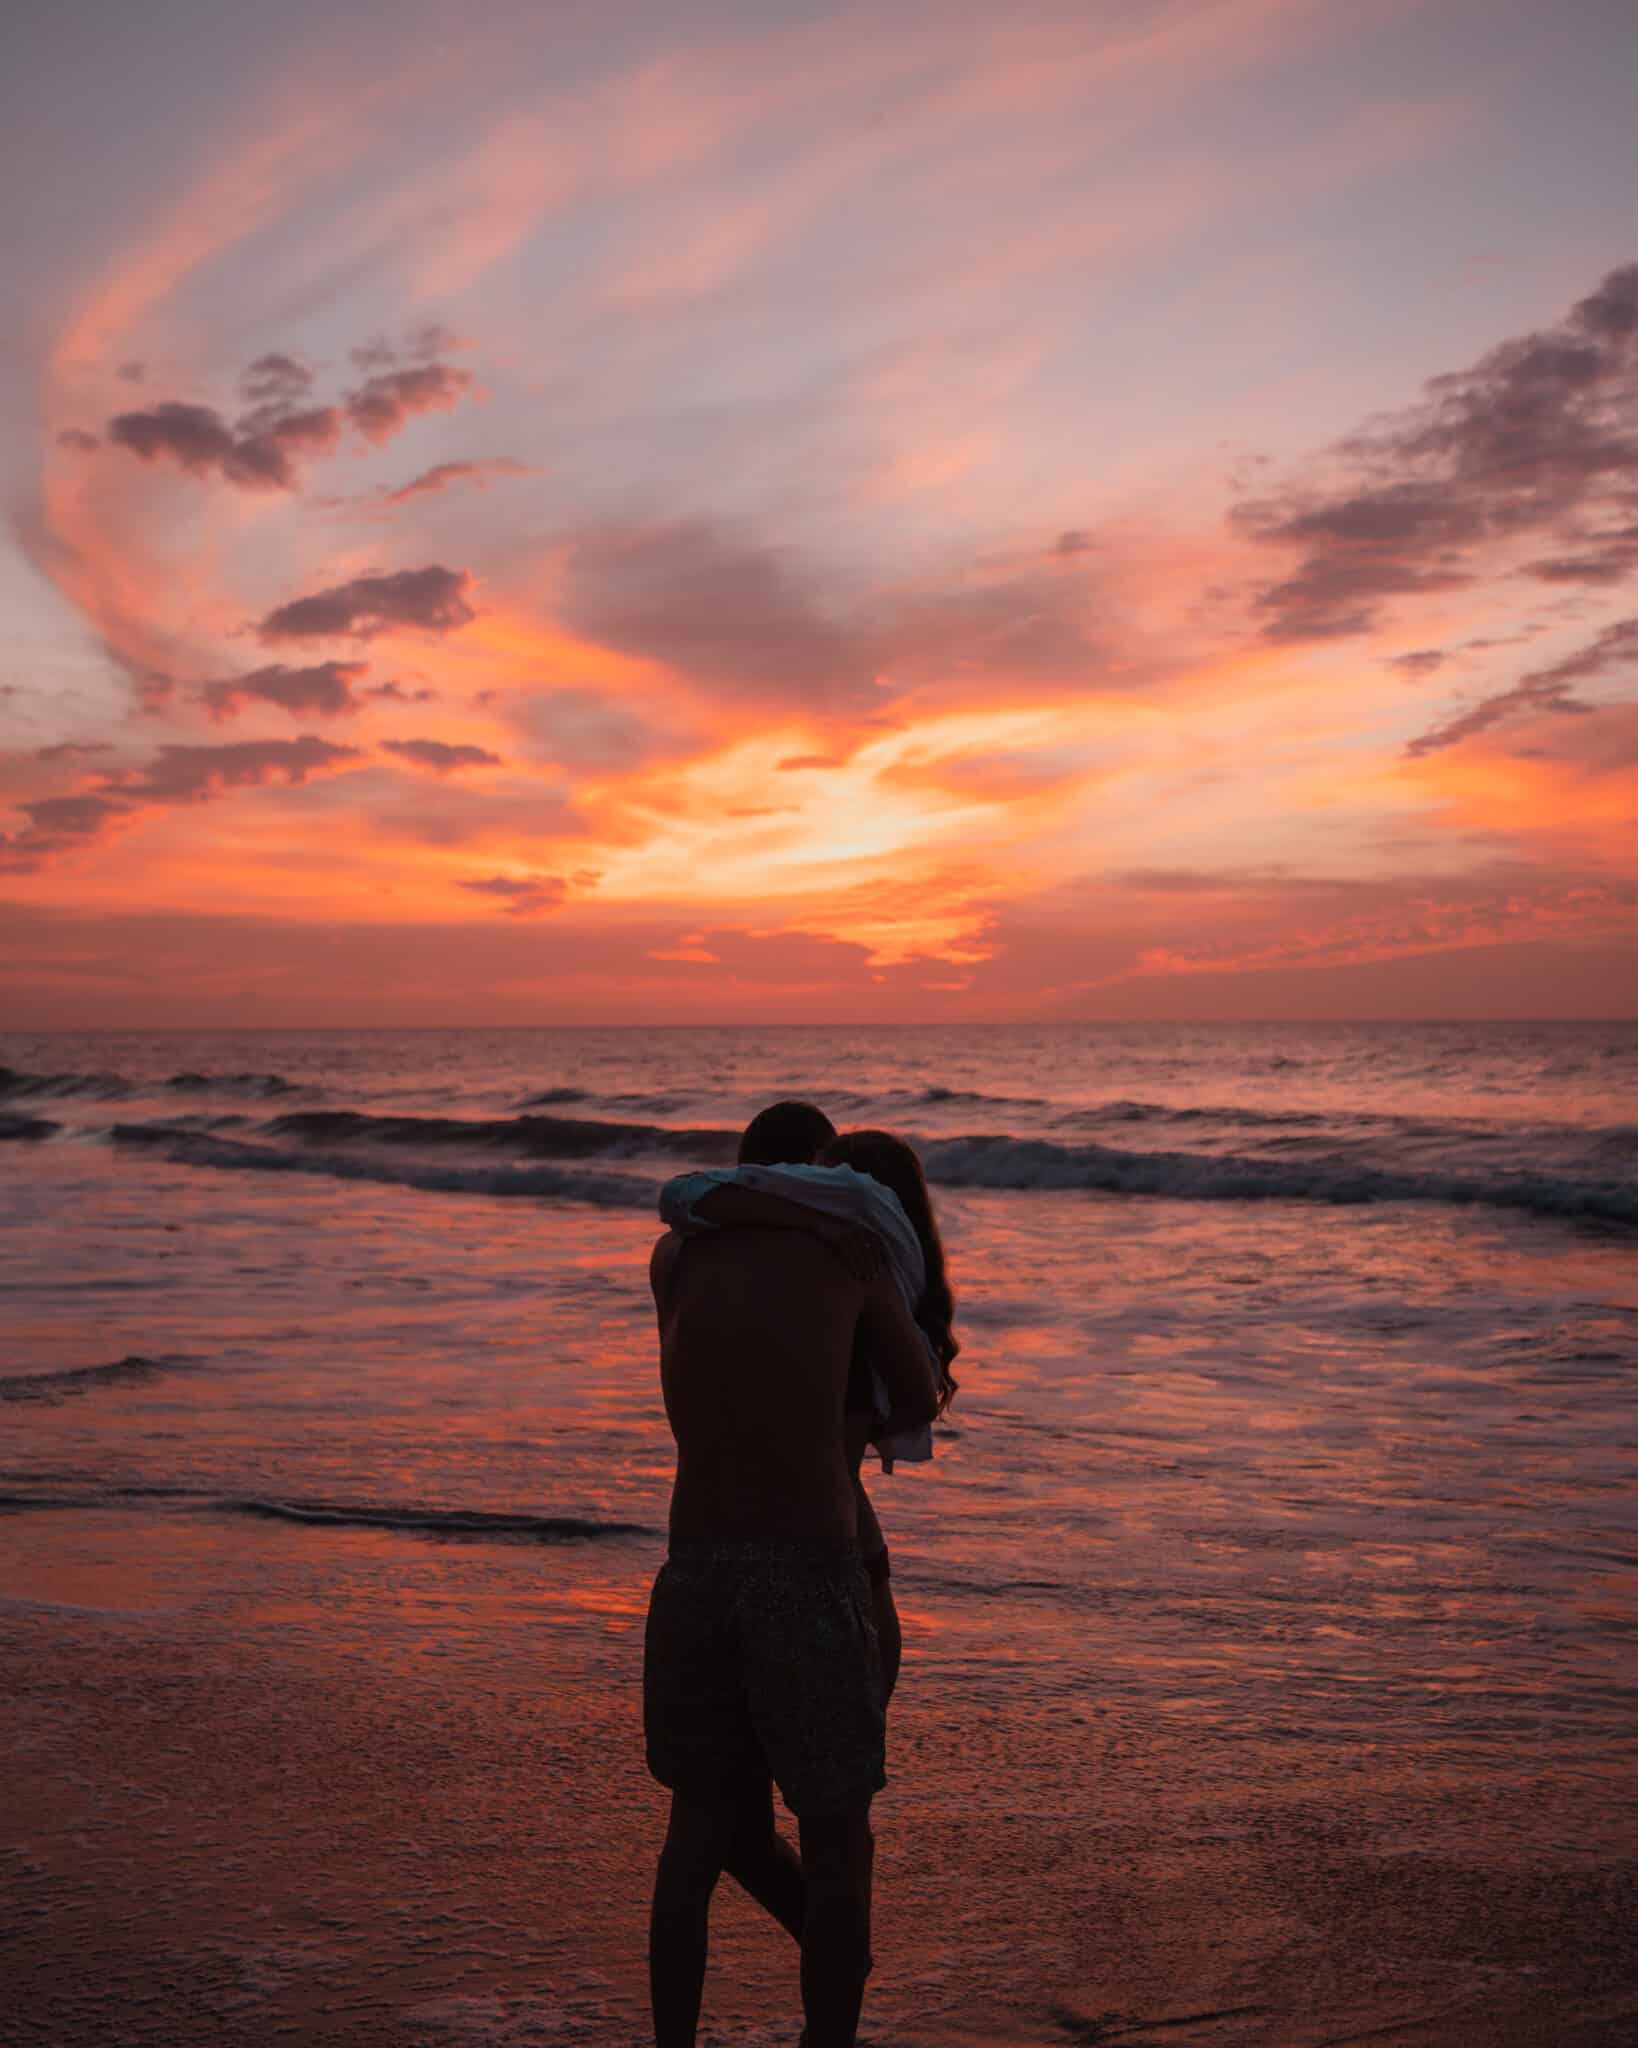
[4, 0, 1637, 1025]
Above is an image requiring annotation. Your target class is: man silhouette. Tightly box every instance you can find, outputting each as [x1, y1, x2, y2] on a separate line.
[644, 1100, 938, 2047]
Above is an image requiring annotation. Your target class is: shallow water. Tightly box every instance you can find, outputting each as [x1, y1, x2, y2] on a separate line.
[3, 1024, 1636, 2043]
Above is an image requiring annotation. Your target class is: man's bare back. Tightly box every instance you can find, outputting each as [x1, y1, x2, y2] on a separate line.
[655, 1225, 911, 1547]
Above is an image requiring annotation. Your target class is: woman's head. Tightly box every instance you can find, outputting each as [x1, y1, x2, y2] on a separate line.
[818, 1127, 958, 1407]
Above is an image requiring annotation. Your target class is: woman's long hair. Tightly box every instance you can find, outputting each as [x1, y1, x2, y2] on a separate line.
[819, 1128, 958, 1410]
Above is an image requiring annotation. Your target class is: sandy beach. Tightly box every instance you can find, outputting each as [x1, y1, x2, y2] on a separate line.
[5, 1504, 1634, 2047]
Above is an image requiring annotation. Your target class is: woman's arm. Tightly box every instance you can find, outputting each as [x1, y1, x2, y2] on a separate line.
[660, 1165, 924, 1300]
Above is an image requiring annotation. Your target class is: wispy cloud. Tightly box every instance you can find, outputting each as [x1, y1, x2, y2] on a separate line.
[1406, 616, 1638, 756]
[383, 457, 534, 504]
[1236, 263, 1638, 641]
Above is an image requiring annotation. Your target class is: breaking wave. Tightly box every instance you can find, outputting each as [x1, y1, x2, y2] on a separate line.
[918, 1133, 1638, 1225]
[0, 1063, 305, 1104]
[0, 1063, 128, 1102]
[0, 1355, 183, 1403]
[0, 1114, 59, 1142]
[97, 1113, 1638, 1224]
[110, 1124, 658, 1206]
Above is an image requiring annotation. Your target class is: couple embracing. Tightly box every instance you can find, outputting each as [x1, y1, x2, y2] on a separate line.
[643, 1099, 960, 2048]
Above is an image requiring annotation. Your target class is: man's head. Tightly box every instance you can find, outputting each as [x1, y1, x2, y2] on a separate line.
[737, 1098, 836, 1166]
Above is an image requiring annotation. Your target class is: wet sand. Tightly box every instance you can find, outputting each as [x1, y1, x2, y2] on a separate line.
[4, 1510, 1633, 2048]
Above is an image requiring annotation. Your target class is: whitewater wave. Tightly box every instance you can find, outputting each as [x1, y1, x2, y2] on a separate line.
[110, 1124, 659, 1206]
[918, 1133, 1638, 1225]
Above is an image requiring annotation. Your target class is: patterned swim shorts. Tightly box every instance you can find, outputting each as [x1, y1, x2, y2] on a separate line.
[643, 1542, 885, 1818]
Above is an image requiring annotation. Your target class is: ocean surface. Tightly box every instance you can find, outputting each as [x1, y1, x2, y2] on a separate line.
[4, 1022, 1637, 2047]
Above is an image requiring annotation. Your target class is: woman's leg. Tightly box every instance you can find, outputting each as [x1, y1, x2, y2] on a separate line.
[722, 1776, 804, 1939]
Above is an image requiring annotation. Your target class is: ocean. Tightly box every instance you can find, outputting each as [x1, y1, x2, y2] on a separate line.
[4, 1021, 1636, 2047]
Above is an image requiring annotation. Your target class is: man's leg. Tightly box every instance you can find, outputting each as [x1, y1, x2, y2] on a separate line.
[722, 1776, 805, 1939]
[796, 1803, 875, 2048]
[650, 1790, 739, 2048]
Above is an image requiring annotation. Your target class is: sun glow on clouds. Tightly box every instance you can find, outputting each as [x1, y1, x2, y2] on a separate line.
[4, 0, 1638, 1020]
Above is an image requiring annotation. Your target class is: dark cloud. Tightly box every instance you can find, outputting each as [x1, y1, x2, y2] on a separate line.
[350, 325, 464, 374]
[1237, 261, 1638, 640]
[1520, 542, 1638, 585]
[258, 566, 476, 642]
[364, 680, 435, 703]
[508, 686, 675, 774]
[1387, 648, 1448, 677]
[35, 741, 113, 761]
[108, 397, 342, 491]
[777, 752, 846, 771]
[458, 873, 567, 917]
[380, 738, 502, 772]
[383, 457, 533, 504]
[239, 353, 314, 405]
[106, 337, 474, 494]
[1053, 529, 1094, 556]
[350, 337, 398, 373]
[879, 570, 1107, 687]
[56, 427, 99, 452]
[0, 792, 132, 870]
[1, 735, 362, 871]
[560, 523, 877, 709]
[557, 521, 1118, 712]
[199, 661, 368, 720]
[109, 735, 362, 803]
[116, 360, 144, 384]
[362, 782, 585, 849]
[1406, 616, 1637, 756]
[345, 365, 473, 446]
[1528, 614, 1638, 685]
